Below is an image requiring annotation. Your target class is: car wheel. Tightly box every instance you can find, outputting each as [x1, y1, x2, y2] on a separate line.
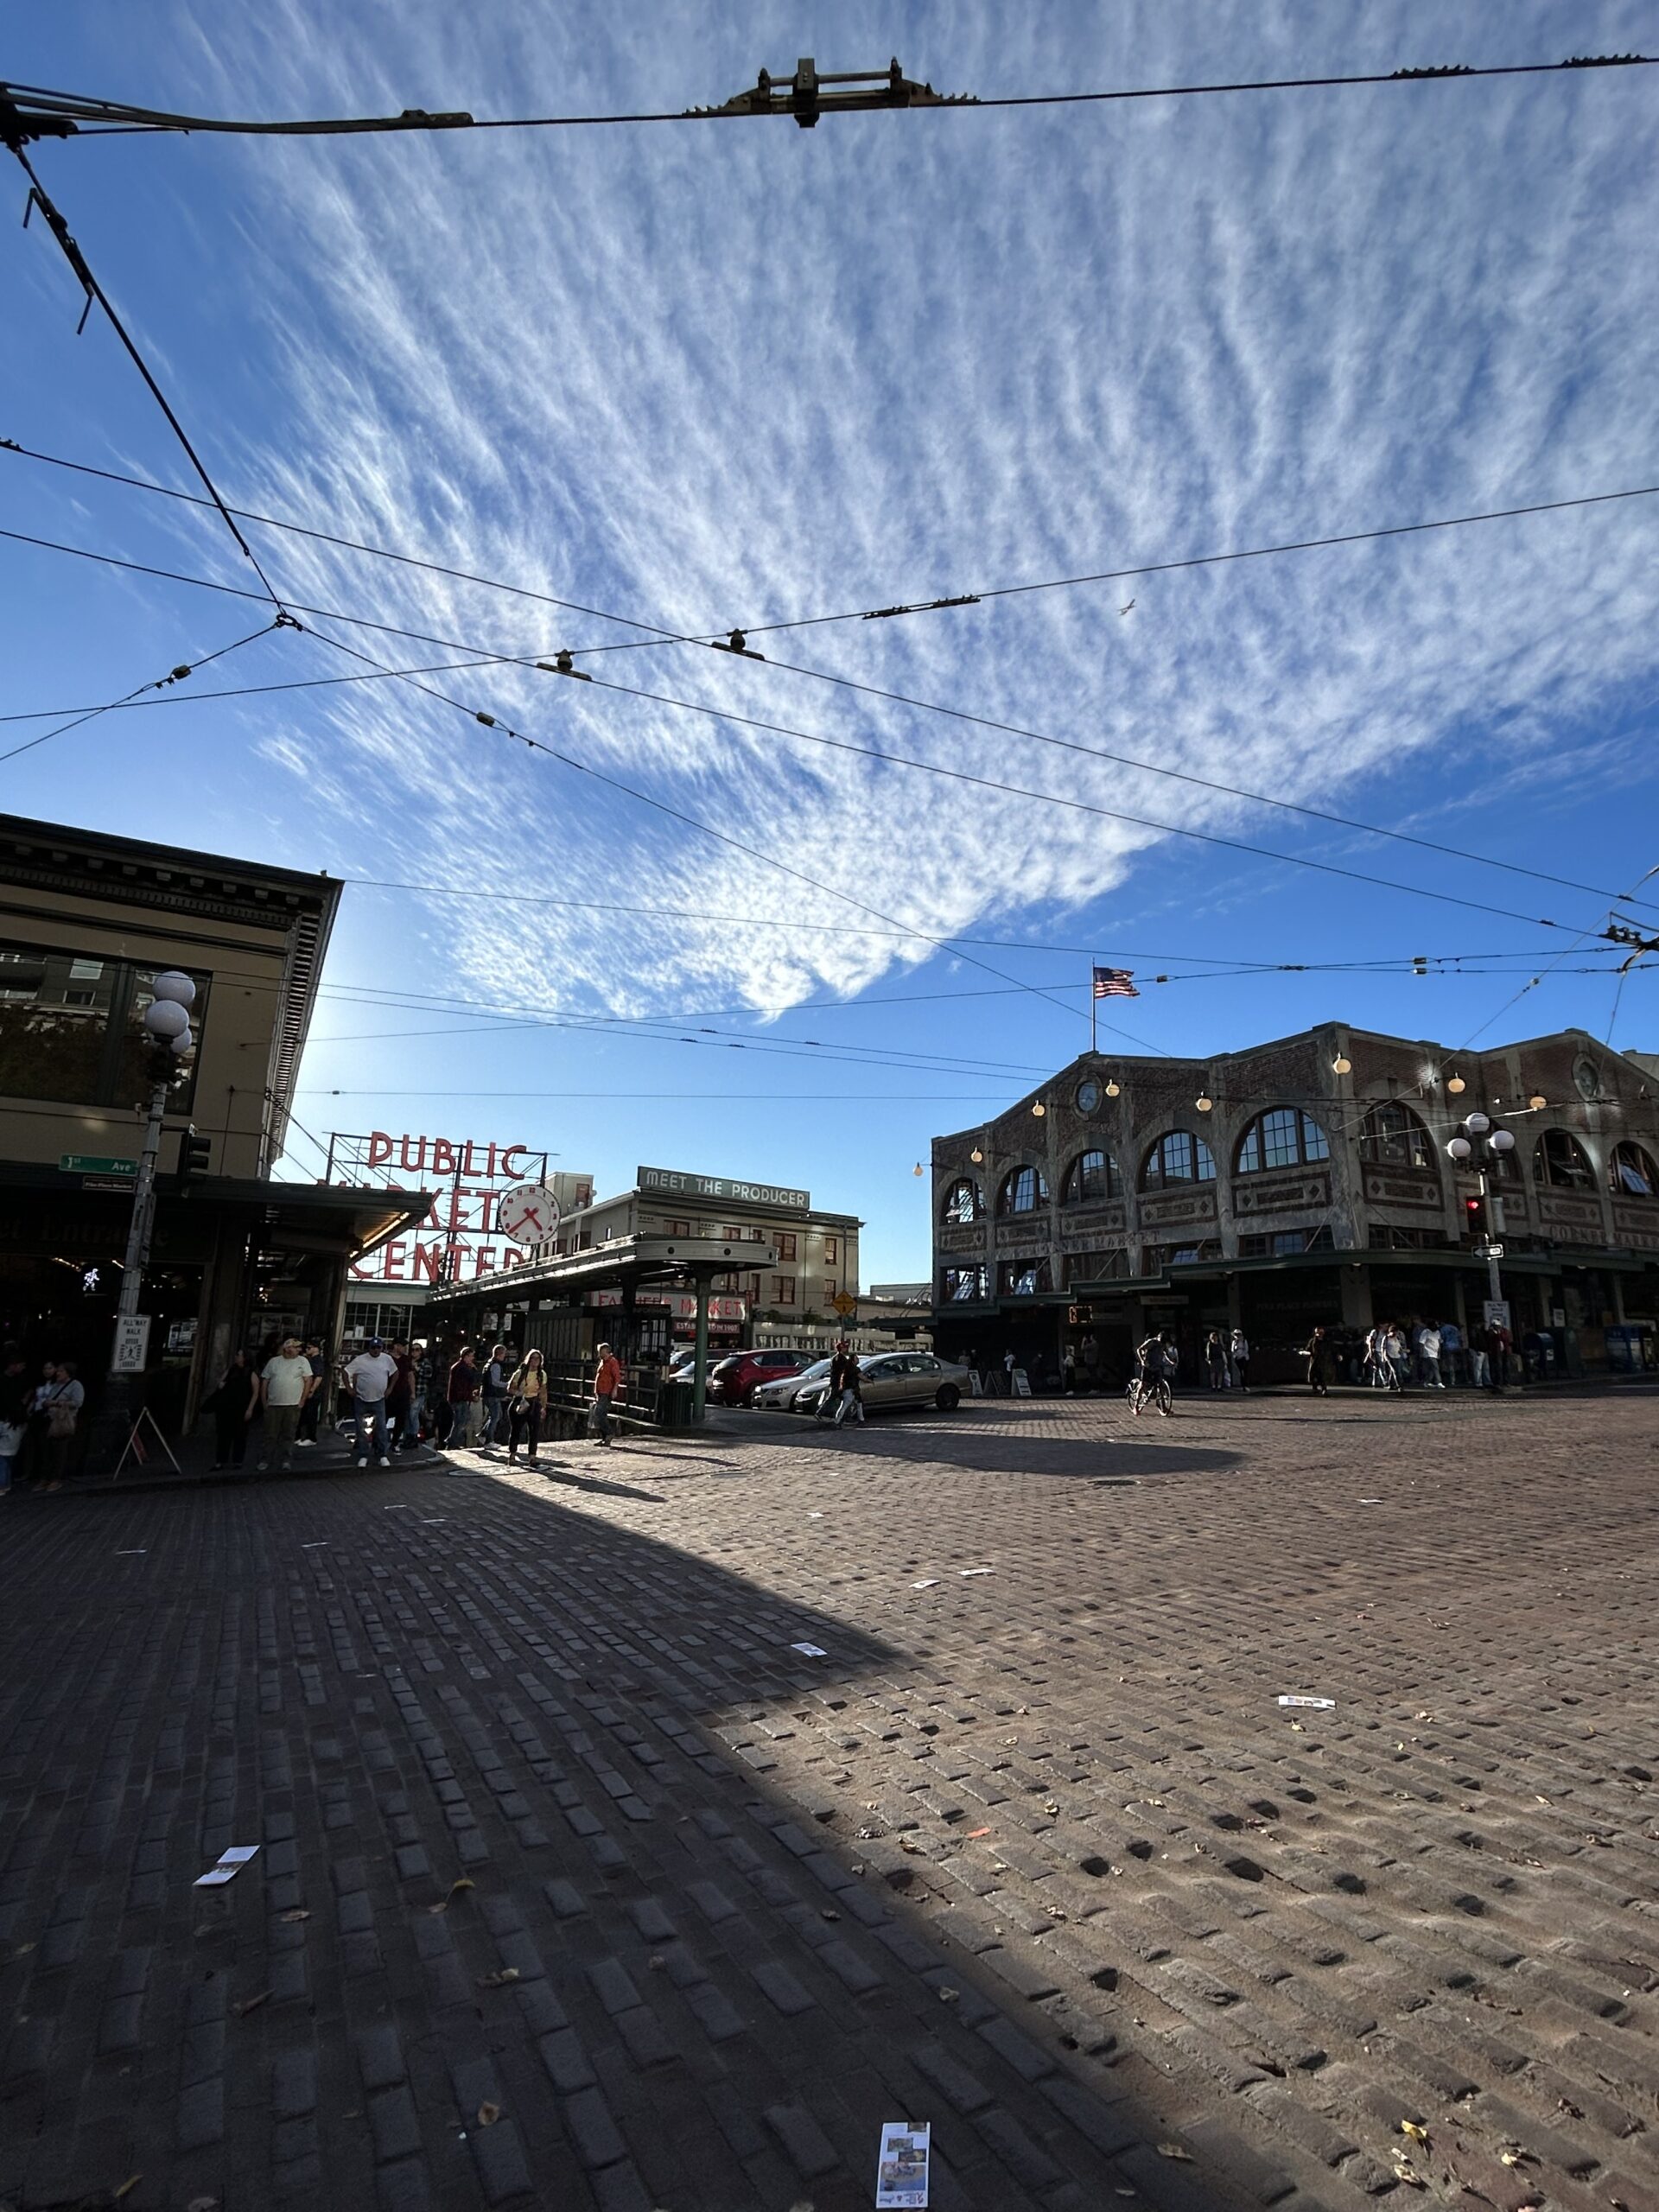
[935, 1385, 960, 1410]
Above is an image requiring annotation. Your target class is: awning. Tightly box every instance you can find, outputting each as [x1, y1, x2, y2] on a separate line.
[423, 1231, 781, 1312]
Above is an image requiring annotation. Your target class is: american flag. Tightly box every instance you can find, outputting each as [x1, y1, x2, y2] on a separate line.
[1092, 966, 1138, 999]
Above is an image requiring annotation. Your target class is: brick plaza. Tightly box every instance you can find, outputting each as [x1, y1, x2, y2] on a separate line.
[2, 1385, 1656, 2211]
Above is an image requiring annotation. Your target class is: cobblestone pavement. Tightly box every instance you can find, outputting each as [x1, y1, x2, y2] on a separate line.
[2, 1388, 1656, 2212]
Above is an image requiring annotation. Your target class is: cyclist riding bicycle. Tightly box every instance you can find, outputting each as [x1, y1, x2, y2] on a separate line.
[1131, 1332, 1176, 1416]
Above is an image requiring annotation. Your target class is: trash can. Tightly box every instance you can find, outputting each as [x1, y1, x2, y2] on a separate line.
[1604, 1324, 1648, 1374]
[658, 1378, 696, 1430]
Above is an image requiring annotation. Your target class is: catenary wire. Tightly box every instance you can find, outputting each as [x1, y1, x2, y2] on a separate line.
[296, 617, 1167, 1055]
[8, 436, 1657, 912]
[4, 150, 285, 607]
[0, 616, 287, 766]
[0, 520, 1630, 944]
[5, 52, 1653, 138]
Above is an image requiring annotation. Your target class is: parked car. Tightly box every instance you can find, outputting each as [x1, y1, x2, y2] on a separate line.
[706, 1348, 810, 1407]
[753, 1355, 834, 1410]
[796, 1351, 969, 1416]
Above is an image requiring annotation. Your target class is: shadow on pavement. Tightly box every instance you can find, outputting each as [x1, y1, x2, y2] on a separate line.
[0, 1465, 1268, 2212]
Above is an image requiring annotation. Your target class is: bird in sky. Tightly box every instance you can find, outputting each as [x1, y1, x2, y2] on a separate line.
[1120, 599, 1135, 615]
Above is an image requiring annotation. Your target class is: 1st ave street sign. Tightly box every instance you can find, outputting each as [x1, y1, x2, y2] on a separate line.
[61, 1154, 137, 1177]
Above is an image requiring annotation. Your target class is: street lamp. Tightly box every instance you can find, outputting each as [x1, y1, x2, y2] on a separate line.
[1447, 1114, 1516, 1378]
[90, 972, 197, 1469]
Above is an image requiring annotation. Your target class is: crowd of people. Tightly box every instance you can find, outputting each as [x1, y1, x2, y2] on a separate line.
[0, 1346, 86, 1495]
[199, 1332, 623, 1472]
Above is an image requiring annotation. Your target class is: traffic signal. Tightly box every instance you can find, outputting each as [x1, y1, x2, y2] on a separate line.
[1464, 1197, 1484, 1229]
[179, 1128, 212, 1181]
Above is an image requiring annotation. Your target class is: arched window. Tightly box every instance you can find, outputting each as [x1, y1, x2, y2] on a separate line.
[1360, 1101, 1434, 1170]
[1535, 1129, 1595, 1192]
[940, 1177, 983, 1224]
[1140, 1129, 1217, 1191]
[1610, 1141, 1658, 1198]
[1061, 1147, 1120, 1205]
[995, 1163, 1050, 1216]
[1236, 1108, 1331, 1173]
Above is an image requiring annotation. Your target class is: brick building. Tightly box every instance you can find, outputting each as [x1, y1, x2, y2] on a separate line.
[931, 1022, 1659, 1384]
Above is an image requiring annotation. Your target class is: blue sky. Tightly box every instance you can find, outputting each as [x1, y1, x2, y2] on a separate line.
[3, 2, 1657, 1282]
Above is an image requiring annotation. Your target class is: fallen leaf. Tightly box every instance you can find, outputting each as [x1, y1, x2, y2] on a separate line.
[1499, 2148, 1535, 2168]
[1288, 1720, 1305, 1732]
[280, 1909, 311, 1923]
[1157, 2145, 1192, 2162]
[428, 1876, 476, 1916]
[476, 2101, 501, 2127]
[112, 2183, 144, 2204]
[899, 1838, 924, 1854]
[476, 1967, 520, 1988]
[1400, 2120, 1429, 2143]
[233, 1990, 270, 2017]
[965, 1826, 992, 1840]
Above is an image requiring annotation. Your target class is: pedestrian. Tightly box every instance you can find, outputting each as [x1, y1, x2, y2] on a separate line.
[506, 1349, 549, 1463]
[1467, 1322, 1493, 1390]
[1380, 1318, 1407, 1389]
[480, 1343, 513, 1446]
[18, 1357, 60, 1484]
[1205, 1330, 1228, 1390]
[1303, 1325, 1334, 1396]
[345, 1336, 399, 1466]
[446, 1346, 480, 1452]
[205, 1348, 256, 1470]
[386, 1339, 418, 1451]
[1230, 1325, 1250, 1392]
[1415, 1319, 1446, 1389]
[254, 1335, 313, 1472]
[1062, 1342, 1077, 1395]
[1491, 1320, 1513, 1389]
[296, 1338, 327, 1447]
[824, 1338, 865, 1428]
[1439, 1315, 1465, 1386]
[0, 1342, 29, 1497]
[590, 1341, 621, 1446]
[35, 1359, 85, 1486]
[1080, 1330, 1099, 1378]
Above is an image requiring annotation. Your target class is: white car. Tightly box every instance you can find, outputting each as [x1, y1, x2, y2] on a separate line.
[753, 1356, 833, 1410]
[796, 1351, 969, 1416]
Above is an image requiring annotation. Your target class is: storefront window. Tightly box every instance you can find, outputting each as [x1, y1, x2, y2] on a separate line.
[1535, 1129, 1595, 1191]
[998, 1257, 1053, 1296]
[941, 1265, 988, 1302]
[0, 942, 206, 1108]
[1236, 1109, 1330, 1173]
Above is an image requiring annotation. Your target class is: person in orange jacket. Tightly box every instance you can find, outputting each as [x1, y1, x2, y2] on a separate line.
[591, 1342, 622, 1446]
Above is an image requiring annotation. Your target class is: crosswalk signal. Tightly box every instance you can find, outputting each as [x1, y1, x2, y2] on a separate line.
[179, 1128, 212, 1181]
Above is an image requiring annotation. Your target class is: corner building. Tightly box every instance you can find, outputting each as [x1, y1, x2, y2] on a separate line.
[931, 1021, 1659, 1385]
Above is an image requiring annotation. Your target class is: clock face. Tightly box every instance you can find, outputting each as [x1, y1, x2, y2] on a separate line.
[1076, 1078, 1101, 1115]
[1573, 1056, 1599, 1101]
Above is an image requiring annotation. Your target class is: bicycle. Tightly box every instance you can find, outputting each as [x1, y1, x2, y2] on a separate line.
[1126, 1370, 1173, 1418]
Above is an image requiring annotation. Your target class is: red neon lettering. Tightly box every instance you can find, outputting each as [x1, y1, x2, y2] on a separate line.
[399, 1133, 426, 1173]
[410, 1242, 441, 1281]
[381, 1239, 407, 1281]
[499, 1146, 530, 1179]
[366, 1131, 394, 1169]
[429, 1139, 456, 1177]
[473, 1244, 498, 1278]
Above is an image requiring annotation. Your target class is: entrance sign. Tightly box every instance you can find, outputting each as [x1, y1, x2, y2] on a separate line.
[638, 1163, 810, 1211]
[325, 1130, 588, 1286]
[110, 1314, 152, 1374]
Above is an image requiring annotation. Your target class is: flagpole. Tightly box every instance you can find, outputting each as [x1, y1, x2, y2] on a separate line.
[1090, 963, 1096, 1056]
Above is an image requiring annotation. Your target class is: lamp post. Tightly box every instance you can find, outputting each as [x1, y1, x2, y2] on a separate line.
[1446, 1111, 1516, 1373]
[86, 972, 197, 1468]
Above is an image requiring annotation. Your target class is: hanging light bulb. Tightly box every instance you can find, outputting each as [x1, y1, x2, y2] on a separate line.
[969, 1145, 983, 1164]
[1528, 1092, 1547, 1110]
[1446, 1072, 1465, 1095]
[1332, 1054, 1351, 1076]
[1032, 1099, 1046, 1118]
[912, 1162, 924, 1177]
[1195, 1093, 1213, 1114]
[1104, 1078, 1120, 1097]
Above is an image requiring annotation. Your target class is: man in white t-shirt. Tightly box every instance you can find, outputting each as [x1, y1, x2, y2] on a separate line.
[345, 1337, 399, 1467]
[256, 1336, 315, 1471]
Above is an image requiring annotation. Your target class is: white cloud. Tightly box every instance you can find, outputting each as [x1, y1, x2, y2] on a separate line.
[143, 0, 1659, 1024]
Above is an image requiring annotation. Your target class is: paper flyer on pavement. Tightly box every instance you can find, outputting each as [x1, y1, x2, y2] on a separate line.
[875, 2120, 931, 2207]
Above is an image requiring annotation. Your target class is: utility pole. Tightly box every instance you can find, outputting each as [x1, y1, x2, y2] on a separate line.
[86, 971, 199, 1471]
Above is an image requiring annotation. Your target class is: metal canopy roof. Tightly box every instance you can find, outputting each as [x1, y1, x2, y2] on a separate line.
[423, 1232, 781, 1310]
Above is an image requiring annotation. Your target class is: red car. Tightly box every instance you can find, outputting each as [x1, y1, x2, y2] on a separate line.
[706, 1349, 809, 1407]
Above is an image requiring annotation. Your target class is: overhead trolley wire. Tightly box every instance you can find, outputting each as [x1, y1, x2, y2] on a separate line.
[3, 49, 1652, 140]
[0, 615, 288, 766]
[8, 440, 1657, 913]
[2, 150, 286, 609]
[1, 519, 1643, 943]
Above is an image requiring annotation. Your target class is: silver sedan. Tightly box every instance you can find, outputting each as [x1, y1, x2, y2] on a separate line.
[797, 1351, 969, 1416]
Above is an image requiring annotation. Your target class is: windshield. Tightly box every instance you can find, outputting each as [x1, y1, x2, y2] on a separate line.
[788, 1357, 834, 1385]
